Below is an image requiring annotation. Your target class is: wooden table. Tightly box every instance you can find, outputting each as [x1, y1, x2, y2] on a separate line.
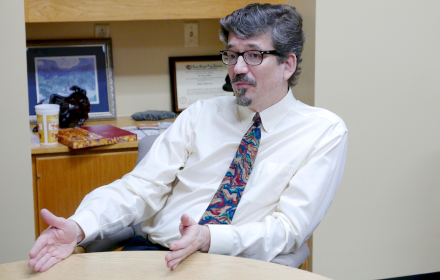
[0, 251, 330, 280]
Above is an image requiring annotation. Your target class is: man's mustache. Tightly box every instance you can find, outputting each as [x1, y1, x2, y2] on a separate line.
[231, 74, 257, 86]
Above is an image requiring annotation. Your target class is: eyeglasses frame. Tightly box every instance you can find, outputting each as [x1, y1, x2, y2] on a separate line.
[219, 50, 281, 66]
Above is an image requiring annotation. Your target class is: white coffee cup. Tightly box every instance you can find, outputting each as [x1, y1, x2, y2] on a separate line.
[35, 104, 60, 145]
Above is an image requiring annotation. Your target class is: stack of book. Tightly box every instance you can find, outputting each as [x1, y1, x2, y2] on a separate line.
[58, 124, 137, 149]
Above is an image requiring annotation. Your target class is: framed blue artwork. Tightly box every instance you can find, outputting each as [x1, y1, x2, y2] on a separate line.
[26, 39, 116, 123]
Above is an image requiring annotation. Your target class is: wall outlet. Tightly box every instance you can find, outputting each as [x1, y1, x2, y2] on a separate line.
[95, 24, 110, 38]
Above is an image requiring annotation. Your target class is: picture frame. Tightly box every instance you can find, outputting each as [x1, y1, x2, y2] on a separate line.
[26, 39, 116, 124]
[169, 55, 231, 113]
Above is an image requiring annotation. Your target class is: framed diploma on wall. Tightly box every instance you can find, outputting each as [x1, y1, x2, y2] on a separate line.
[169, 56, 232, 113]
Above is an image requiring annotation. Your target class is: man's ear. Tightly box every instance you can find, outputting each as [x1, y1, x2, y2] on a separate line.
[283, 53, 297, 81]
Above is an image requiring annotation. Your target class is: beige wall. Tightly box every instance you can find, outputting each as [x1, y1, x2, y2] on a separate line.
[288, 0, 315, 106]
[26, 20, 226, 116]
[314, 0, 440, 279]
[0, 1, 35, 264]
[26, 16, 315, 116]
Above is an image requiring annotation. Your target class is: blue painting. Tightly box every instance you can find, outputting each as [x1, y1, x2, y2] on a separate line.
[35, 56, 99, 104]
[27, 41, 113, 120]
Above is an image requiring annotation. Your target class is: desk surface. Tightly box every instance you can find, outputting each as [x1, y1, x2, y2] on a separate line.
[0, 251, 331, 280]
[30, 116, 176, 154]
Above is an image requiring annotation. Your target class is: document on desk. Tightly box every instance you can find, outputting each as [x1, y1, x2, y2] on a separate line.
[121, 126, 163, 139]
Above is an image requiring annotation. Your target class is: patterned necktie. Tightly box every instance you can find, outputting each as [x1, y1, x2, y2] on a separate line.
[199, 113, 261, 225]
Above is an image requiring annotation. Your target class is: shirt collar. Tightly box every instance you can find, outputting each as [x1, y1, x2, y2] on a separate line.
[237, 88, 296, 133]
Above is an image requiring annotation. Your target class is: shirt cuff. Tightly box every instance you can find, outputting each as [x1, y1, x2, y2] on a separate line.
[206, 224, 233, 255]
[68, 209, 100, 246]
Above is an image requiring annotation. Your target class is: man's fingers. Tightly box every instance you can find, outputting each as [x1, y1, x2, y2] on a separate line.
[168, 250, 192, 270]
[180, 214, 197, 227]
[29, 233, 49, 258]
[166, 214, 209, 271]
[28, 257, 38, 269]
[167, 256, 184, 270]
[28, 210, 78, 273]
[166, 247, 188, 262]
[180, 214, 189, 226]
[165, 248, 191, 270]
[40, 209, 65, 229]
[187, 216, 197, 225]
[40, 256, 59, 272]
[169, 233, 193, 251]
[179, 223, 184, 235]
[29, 245, 48, 268]
[33, 252, 51, 272]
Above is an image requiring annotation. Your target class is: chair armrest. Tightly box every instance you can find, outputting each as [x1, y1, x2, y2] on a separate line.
[72, 246, 85, 254]
[270, 242, 310, 268]
[85, 227, 135, 253]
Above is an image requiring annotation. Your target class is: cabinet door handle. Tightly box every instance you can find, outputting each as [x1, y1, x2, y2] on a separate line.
[37, 175, 41, 178]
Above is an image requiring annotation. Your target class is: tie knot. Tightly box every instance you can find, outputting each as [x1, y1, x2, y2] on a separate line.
[253, 113, 261, 124]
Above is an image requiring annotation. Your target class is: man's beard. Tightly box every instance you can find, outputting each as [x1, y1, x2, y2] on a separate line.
[235, 88, 252, 106]
[231, 74, 256, 107]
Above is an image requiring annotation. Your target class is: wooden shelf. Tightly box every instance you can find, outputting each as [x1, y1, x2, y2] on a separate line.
[25, 0, 285, 23]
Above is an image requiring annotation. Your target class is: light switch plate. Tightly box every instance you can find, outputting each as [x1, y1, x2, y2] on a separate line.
[184, 22, 198, 47]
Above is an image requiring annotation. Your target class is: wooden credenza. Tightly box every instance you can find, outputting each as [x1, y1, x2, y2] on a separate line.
[30, 117, 173, 238]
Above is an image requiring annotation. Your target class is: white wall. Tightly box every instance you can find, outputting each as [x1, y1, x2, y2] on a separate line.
[0, 1, 35, 264]
[314, 0, 440, 279]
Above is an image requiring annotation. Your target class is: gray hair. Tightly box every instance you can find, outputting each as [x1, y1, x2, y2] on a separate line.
[220, 3, 305, 87]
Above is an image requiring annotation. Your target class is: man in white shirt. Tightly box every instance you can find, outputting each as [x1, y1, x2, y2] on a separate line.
[29, 3, 347, 272]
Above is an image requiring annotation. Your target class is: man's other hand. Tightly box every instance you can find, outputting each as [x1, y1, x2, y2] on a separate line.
[165, 214, 211, 270]
[28, 209, 85, 272]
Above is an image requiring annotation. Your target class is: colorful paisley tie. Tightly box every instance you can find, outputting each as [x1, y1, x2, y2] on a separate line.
[199, 113, 261, 225]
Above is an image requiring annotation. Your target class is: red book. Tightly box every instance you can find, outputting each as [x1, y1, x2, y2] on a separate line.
[58, 124, 137, 149]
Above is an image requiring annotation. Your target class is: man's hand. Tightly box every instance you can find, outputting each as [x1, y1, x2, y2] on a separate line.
[28, 209, 85, 272]
[165, 214, 211, 270]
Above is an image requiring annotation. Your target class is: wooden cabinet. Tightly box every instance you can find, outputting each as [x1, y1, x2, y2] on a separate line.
[25, 0, 285, 23]
[33, 151, 138, 236]
[30, 117, 172, 237]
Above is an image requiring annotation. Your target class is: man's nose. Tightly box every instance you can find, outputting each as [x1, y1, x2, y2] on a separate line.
[233, 56, 249, 75]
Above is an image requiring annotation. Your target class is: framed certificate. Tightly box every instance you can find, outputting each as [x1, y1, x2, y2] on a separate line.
[169, 55, 231, 113]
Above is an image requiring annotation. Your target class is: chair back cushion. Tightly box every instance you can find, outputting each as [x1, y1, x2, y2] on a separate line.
[136, 134, 160, 165]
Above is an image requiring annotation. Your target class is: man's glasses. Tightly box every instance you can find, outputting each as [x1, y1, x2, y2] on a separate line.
[220, 50, 281, 66]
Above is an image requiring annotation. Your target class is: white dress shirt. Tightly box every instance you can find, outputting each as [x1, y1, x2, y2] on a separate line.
[70, 89, 348, 262]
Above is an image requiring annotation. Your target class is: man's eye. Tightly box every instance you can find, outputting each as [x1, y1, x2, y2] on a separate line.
[250, 53, 259, 58]
[229, 54, 237, 59]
